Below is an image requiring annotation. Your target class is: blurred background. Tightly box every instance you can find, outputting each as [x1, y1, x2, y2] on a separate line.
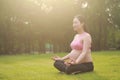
[0, 0, 120, 55]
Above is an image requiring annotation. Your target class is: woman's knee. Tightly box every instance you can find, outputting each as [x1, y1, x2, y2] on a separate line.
[53, 61, 58, 67]
[53, 60, 66, 72]
[53, 60, 63, 68]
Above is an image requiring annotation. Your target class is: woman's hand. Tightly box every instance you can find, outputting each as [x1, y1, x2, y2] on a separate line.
[64, 61, 76, 67]
[64, 59, 76, 66]
[69, 58, 76, 65]
[51, 56, 62, 61]
[64, 61, 71, 67]
[69, 61, 76, 64]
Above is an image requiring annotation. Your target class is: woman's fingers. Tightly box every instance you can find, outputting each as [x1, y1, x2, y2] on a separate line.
[70, 61, 75, 64]
[64, 62, 71, 66]
[51, 56, 62, 61]
[51, 57, 56, 60]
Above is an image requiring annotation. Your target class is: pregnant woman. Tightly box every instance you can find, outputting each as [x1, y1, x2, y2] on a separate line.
[52, 15, 94, 74]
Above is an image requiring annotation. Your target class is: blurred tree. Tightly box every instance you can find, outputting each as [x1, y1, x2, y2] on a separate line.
[0, 0, 120, 55]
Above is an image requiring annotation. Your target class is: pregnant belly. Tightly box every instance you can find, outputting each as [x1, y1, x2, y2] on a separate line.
[68, 49, 82, 60]
[68, 49, 93, 63]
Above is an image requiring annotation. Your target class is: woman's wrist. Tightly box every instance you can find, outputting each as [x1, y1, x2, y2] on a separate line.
[74, 60, 79, 64]
[61, 57, 66, 61]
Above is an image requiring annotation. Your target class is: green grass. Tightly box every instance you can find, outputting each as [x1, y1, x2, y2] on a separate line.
[0, 51, 120, 80]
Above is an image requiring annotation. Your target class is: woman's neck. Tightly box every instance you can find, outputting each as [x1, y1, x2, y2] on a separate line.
[77, 28, 85, 34]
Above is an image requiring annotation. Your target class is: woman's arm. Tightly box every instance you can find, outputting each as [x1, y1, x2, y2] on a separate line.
[61, 53, 70, 60]
[52, 54, 69, 61]
[75, 35, 91, 64]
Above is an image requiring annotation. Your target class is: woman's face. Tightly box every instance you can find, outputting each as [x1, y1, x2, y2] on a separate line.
[73, 17, 83, 31]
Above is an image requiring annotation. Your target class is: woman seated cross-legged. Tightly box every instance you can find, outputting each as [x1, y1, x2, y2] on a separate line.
[52, 15, 94, 74]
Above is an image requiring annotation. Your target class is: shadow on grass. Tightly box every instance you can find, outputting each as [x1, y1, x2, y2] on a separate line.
[54, 71, 109, 80]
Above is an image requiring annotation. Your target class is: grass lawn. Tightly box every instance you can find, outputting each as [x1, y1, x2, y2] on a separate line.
[0, 51, 120, 80]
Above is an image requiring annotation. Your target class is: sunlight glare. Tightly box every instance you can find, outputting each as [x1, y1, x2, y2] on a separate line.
[81, 1, 88, 8]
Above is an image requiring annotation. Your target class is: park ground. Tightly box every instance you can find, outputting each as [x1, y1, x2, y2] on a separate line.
[0, 51, 120, 80]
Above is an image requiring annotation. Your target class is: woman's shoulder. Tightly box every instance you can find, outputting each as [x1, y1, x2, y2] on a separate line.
[83, 32, 92, 42]
[84, 32, 91, 38]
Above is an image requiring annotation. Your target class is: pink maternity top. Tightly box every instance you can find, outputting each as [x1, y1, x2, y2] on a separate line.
[68, 32, 92, 63]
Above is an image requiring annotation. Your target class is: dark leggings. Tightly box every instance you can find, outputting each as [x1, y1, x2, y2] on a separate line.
[54, 60, 94, 74]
